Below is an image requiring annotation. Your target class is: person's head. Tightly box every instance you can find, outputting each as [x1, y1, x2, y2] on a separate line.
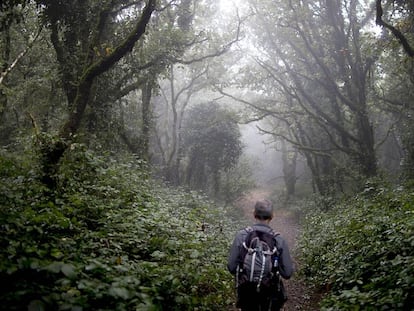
[253, 199, 273, 222]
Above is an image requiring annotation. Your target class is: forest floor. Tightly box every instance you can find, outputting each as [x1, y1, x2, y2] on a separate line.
[233, 188, 322, 310]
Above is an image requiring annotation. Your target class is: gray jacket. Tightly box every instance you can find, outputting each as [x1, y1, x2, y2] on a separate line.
[227, 223, 294, 279]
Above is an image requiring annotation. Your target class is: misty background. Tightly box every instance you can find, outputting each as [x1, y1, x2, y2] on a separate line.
[1, 0, 412, 202]
[1, 1, 413, 310]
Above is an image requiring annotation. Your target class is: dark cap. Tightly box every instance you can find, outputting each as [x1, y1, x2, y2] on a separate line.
[254, 199, 273, 220]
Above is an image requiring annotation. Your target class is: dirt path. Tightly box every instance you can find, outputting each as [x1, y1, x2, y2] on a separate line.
[235, 189, 320, 310]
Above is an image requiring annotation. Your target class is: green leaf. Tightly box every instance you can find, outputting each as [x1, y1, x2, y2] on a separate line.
[61, 263, 77, 278]
[50, 248, 63, 259]
[190, 250, 200, 259]
[45, 262, 62, 273]
[109, 286, 130, 299]
[151, 250, 166, 259]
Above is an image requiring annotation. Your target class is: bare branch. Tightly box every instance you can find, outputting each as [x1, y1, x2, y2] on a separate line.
[172, 13, 245, 64]
[256, 124, 335, 157]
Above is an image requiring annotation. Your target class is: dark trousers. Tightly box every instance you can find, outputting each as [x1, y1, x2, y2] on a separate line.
[237, 282, 286, 311]
[239, 297, 283, 311]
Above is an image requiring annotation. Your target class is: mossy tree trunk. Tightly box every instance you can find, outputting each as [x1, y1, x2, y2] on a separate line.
[37, 0, 156, 189]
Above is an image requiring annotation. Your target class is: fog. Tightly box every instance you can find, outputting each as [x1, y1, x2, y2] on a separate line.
[241, 123, 284, 188]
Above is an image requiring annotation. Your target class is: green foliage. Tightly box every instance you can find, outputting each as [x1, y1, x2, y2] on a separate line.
[299, 183, 414, 310]
[219, 155, 256, 205]
[0, 146, 239, 310]
[182, 102, 243, 195]
[0, 0, 29, 31]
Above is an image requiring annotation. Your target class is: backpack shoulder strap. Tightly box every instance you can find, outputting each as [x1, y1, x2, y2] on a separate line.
[237, 227, 255, 266]
[245, 226, 254, 233]
[271, 231, 282, 256]
[242, 226, 254, 251]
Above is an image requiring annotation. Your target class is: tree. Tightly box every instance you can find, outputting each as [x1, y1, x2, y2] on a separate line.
[281, 140, 298, 199]
[153, 63, 208, 184]
[182, 102, 242, 197]
[0, 0, 244, 190]
[32, 0, 156, 188]
[226, 0, 381, 195]
[376, 0, 414, 57]
[148, 2, 242, 181]
[0, 1, 50, 144]
[374, 0, 414, 182]
[100, 0, 241, 162]
[73, 0, 200, 158]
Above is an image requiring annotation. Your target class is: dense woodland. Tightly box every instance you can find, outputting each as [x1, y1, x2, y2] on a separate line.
[0, 0, 413, 310]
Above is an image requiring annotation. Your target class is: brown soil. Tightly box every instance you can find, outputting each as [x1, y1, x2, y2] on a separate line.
[234, 189, 321, 311]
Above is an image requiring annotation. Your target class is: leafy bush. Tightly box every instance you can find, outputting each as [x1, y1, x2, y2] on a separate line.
[0, 146, 240, 310]
[299, 184, 414, 310]
[219, 155, 256, 206]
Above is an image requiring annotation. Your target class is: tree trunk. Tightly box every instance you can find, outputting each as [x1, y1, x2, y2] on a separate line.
[281, 141, 297, 199]
[141, 79, 154, 162]
[402, 114, 414, 181]
[0, 29, 11, 144]
[38, 0, 156, 188]
[357, 113, 377, 177]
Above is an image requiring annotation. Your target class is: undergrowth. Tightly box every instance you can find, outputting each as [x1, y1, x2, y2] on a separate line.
[0, 145, 242, 310]
[299, 183, 414, 310]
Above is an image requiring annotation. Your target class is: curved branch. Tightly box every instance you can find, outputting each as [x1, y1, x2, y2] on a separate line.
[60, 0, 156, 138]
[376, 0, 414, 57]
[82, 0, 157, 82]
[172, 13, 244, 65]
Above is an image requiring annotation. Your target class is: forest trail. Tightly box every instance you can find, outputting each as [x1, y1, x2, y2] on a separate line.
[234, 188, 320, 311]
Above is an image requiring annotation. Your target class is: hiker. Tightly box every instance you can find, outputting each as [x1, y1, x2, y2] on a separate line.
[227, 199, 294, 311]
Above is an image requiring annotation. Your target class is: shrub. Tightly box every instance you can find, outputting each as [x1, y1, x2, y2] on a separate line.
[299, 184, 414, 310]
[0, 146, 239, 310]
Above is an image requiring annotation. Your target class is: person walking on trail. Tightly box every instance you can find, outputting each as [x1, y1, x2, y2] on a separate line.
[227, 199, 294, 311]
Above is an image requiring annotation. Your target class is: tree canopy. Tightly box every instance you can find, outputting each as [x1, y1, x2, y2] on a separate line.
[182, 102, 243, 196]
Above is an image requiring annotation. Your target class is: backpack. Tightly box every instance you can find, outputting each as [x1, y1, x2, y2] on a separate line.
[236, 227, 280, 292]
